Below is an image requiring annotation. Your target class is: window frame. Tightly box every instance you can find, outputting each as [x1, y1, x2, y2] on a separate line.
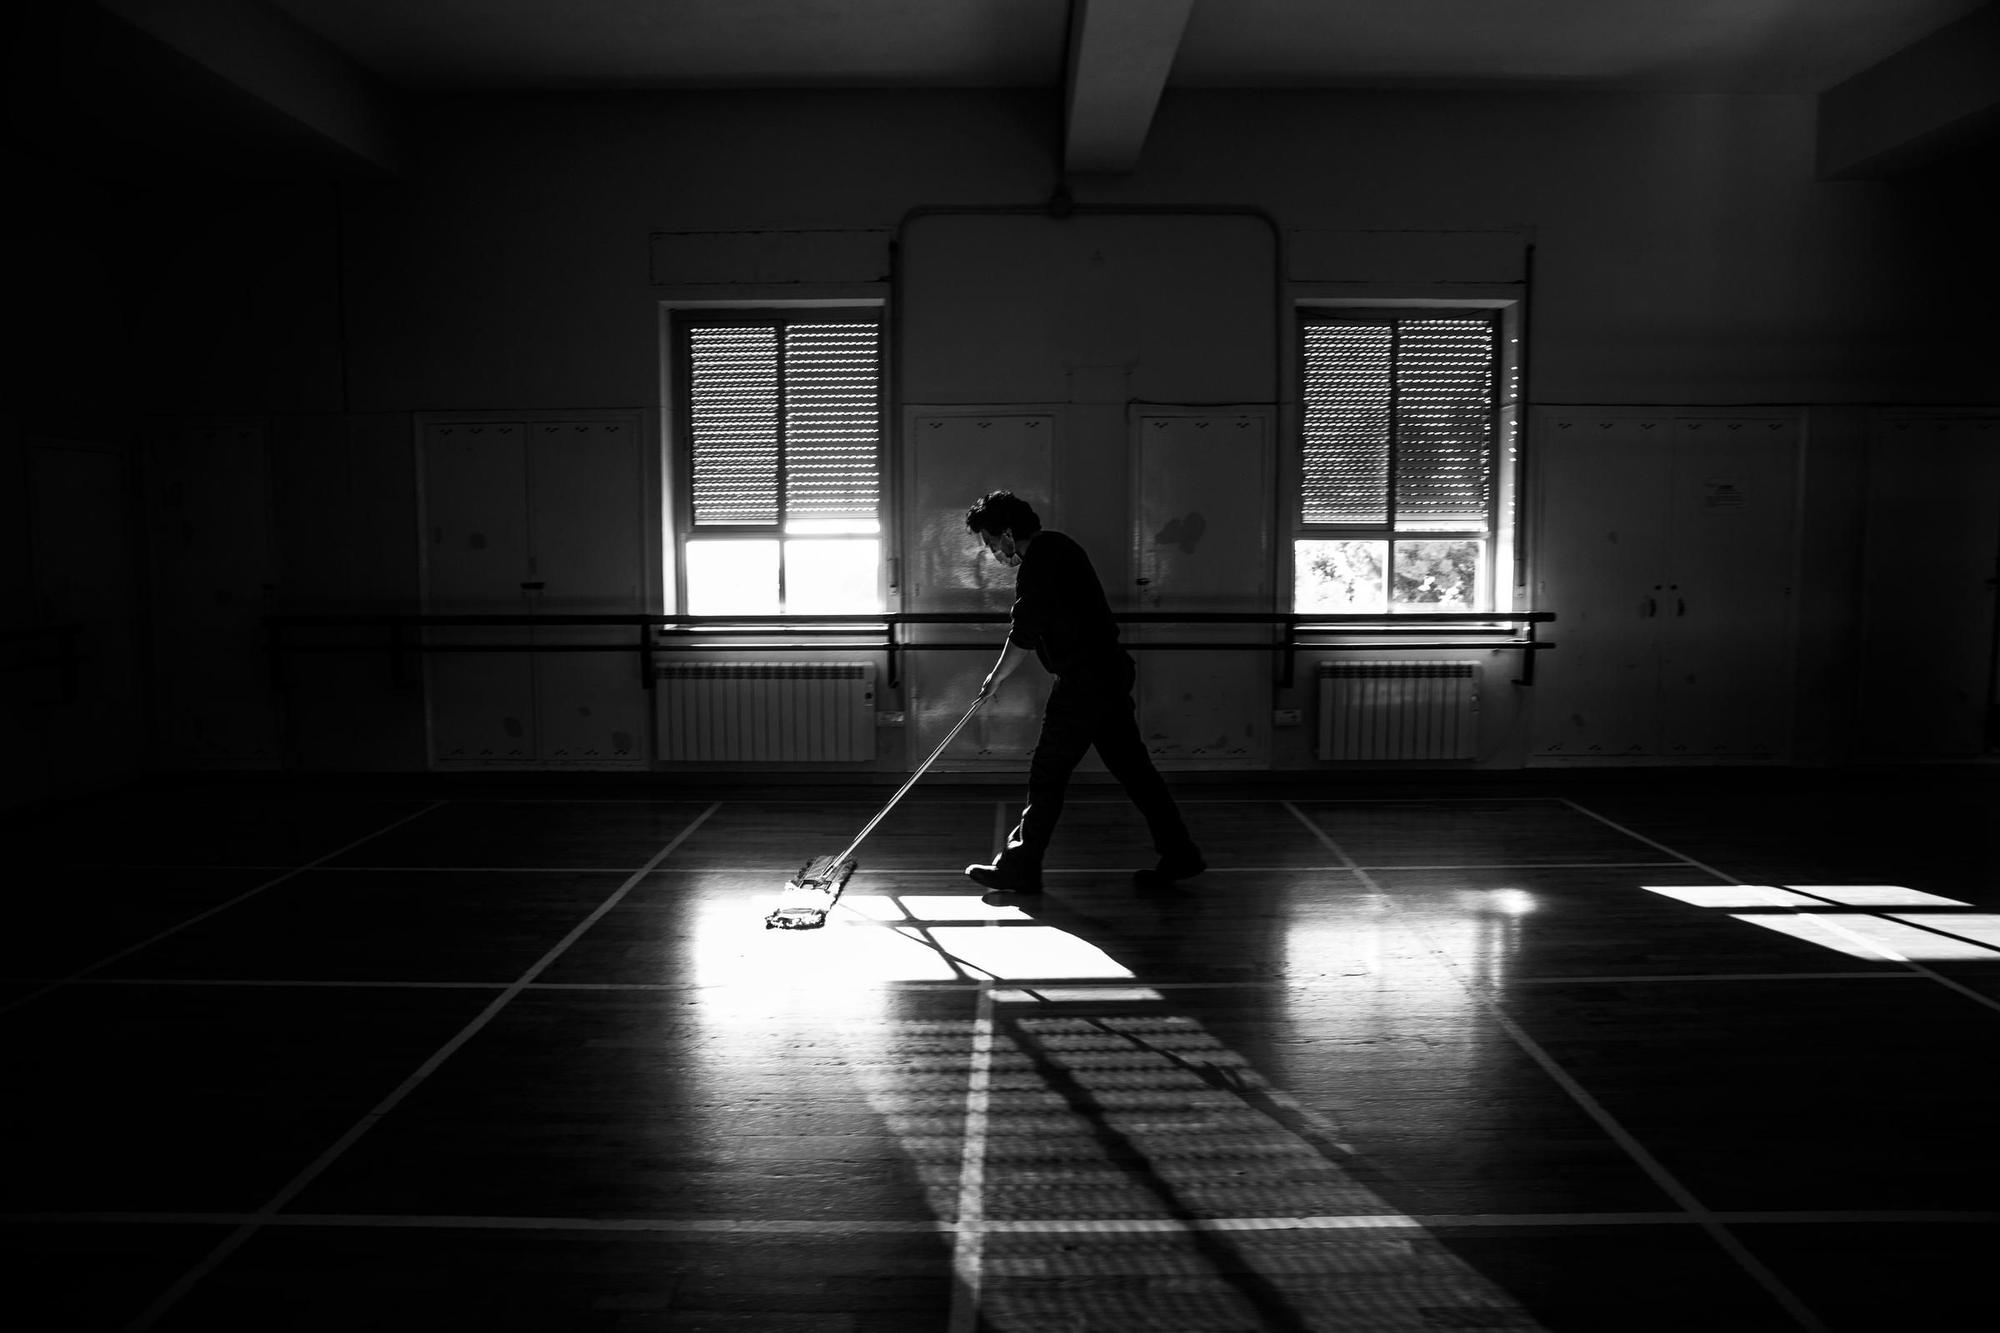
[1292, 302, 1518, 615]
[667, 306, 888, 617]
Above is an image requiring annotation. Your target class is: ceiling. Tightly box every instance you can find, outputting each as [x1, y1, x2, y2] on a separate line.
[17, 2, 1996, 185]
[261, 0, 1987, 96]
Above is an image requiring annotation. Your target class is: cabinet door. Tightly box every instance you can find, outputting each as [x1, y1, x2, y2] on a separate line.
[1530, 415, 1671, 758]
[527, 419, 647, 766]
[526, 420, 646, 613]
[533, 644, 644, 765]
[423, 422, 530, 608]
[902, 413, 1055, 770]
[1658, 417, 1799, 758]
[1857, 417, 2000, 757]
[28, 440, 144, 793]
[422, 421, 534, 764]
[1131, 413, 1271, 767]
[145, 423, 281, 767]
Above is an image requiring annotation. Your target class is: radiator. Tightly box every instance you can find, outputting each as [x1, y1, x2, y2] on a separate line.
[1317, 661, 1479, 761]
[655, 663, 875, 761]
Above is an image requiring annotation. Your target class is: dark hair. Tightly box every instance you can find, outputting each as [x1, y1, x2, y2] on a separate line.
[964, 490, 1041, 538]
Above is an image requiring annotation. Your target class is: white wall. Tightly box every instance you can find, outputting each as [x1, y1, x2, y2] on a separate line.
[8, 86, 1994, 781]
[321, 90, 1993, 411]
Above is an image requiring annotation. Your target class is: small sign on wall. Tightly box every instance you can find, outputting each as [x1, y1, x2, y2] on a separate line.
[1702, 478, 1749, 512]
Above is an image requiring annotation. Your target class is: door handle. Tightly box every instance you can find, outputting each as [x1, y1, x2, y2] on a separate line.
[1641, 596, 1657, 617]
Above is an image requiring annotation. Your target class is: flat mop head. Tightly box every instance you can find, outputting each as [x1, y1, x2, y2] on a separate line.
[765, 855, 858, 930]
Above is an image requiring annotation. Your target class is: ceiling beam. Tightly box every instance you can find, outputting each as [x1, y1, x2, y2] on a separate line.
[1063, 0, 1195, 176]
[97, 0, 403, 178]
[1817, 2, 2000, 180]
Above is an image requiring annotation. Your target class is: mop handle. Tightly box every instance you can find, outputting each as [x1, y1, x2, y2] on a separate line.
[830, 692, 989, 865]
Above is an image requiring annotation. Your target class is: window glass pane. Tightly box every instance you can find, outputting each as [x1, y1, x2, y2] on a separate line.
[1295, 539, 1386, 612]
[685, 539, 780, 615]
[1391, 539, 1484, 611]
[688, 327, 779, 526]
[1301, 324, 1391, 524]
[783, 539, 881, 614]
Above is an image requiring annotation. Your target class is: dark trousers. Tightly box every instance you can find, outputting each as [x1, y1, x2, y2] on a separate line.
[998, 656, 1196, 877]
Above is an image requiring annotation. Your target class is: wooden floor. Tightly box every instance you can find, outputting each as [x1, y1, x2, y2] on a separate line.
[4, 768, 1996, 1332]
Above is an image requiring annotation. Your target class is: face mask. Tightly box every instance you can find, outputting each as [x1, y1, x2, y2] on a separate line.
[983, 531, 1021, 568]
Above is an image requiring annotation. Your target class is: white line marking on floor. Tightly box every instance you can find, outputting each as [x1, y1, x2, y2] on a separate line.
[41, 978, 509, 990]
[119, 802, 723, 1333]
[69, 864, 309, 872]
[1066, 795, 1577, 806]
[1549, 800, 1750, 883]
[947, 982, 996, 1333]
[1340, 861, 1692, 871]
[46, 859, 1697, 882]
[0, 801, 452, 1020]
[9, 970, 1925, 995]
[1511, 971, 1923, 985]
[616, 860, 1691, 876]
[18, 1208, 1997, 1234]
[946, 827, 1006, 1333]
[67, 864, 641, 874]
[1283, 800, 1834, 1333]
[1560, 798, 2000, 1019]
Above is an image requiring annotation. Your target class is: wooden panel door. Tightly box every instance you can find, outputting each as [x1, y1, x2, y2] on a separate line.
[1529, 414, 1671, 759]
[1131, 413, 1272, 767]
[1657, 417, 1799, 759]
[902, 412, 1055, 770]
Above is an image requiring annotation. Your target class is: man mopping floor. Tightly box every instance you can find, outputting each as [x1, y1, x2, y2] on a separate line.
[961, 490, 1206, 895]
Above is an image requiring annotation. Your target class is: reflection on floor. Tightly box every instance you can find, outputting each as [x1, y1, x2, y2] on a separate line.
[3, 769, 1996, 1331]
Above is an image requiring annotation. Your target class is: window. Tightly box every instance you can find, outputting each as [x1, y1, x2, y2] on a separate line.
[1295, 310, 1502, 612]
[673, 310, 884, 614]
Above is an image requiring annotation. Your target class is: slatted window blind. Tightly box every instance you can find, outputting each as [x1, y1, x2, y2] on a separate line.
[1301, 313, 1496, 531]
[686, 316, 881, 528]
[781, 322, 880, 524]
[1302, 323, 1392, 524]
[689, 325, 779, 525]
[1393, 318, 1495, 529]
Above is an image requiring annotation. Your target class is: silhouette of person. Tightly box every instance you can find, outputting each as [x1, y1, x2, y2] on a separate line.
[960, 490, 1205, 894]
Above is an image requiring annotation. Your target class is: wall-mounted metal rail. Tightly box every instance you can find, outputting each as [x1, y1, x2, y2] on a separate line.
[265, 611, 1554, 689]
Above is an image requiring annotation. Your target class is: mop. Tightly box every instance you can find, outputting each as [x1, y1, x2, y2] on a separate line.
[764, 692, 991, 929]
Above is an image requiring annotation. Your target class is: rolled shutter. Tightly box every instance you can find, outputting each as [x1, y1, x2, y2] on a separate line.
[688, 325, 779, 526]
[1301, 313, 1495, 532]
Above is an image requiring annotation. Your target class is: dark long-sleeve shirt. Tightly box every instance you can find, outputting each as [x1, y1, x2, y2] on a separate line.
[1006, 530, 1124, 678]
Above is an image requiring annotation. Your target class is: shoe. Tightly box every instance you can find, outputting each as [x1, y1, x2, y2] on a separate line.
[965, 862, 1042, 894]
[1134, 849, 1206, 887]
